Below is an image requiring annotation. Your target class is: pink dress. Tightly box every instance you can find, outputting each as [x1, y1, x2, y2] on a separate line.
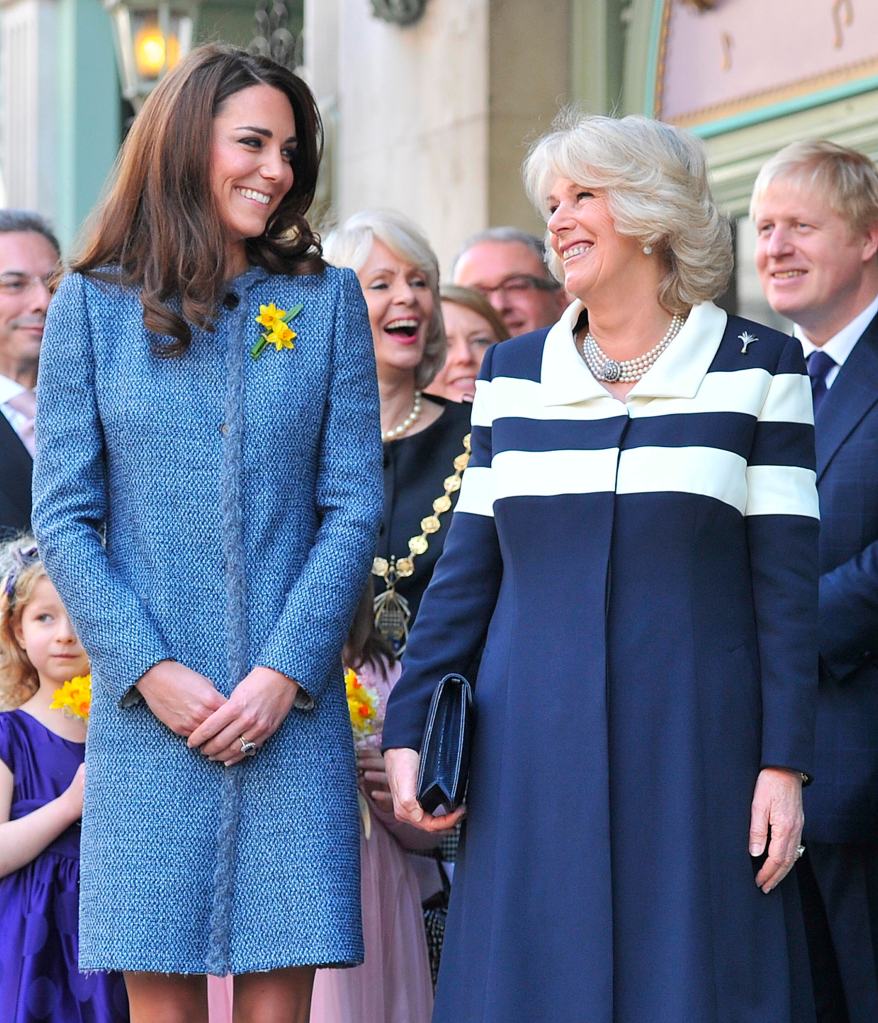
[310, 658, 435, 1023]
[207, 660, 434, 1023]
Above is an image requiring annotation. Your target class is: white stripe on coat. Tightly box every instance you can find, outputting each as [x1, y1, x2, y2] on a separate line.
[455, 466, 495, 518]
[615, 446, 748, 512]
[462, 445, 817, 520]
[476, 370, 812, 426]
[745, 464, 819, 519]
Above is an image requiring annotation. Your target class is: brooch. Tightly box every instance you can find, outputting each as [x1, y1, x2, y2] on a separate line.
[739, 330, 758, 354]
[250, 302, 304, 360]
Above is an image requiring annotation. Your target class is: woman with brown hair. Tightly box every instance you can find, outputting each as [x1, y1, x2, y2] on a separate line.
[427, 286, 510, 404]
[31, 44, 383, 1023]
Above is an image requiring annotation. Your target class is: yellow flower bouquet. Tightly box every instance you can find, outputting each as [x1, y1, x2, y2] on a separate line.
[345, 667, 383, 840]
[345, 667, 379, 741]
[50, 674, 92, 722]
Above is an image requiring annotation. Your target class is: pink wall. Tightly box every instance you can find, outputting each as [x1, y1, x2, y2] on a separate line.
[658, 0, 878, 126]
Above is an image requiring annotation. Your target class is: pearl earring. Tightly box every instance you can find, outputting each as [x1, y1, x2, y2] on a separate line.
[642, 244, 653, 256]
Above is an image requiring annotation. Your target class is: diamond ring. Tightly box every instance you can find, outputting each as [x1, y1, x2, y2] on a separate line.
[239, 735, 258, 757]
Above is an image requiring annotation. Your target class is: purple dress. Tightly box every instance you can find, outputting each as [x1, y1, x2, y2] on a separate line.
[0, 710, 129, 1022]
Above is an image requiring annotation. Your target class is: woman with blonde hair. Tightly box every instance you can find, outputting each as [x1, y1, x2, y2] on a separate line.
[324, 210, 472, 657]
[383, 112, 820, 1021]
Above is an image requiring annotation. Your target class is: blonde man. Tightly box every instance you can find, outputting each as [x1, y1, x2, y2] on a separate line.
[752, 139, 878, 1023]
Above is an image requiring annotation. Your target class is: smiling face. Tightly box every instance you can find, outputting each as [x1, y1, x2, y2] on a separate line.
[357, 239, 434, 383]
[0, 231, 59, 383]
[429, 300, 498, 402]
[545, 177, 647, 308]
[209, 83, 296, 275]
[453, 240, 565, 335]
[754, 178, 878, 344]
[13, 576, 89, 690]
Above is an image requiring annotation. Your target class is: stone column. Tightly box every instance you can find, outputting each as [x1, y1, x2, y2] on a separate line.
[306, 0, 570, 274]
[0, 0, 58, 217]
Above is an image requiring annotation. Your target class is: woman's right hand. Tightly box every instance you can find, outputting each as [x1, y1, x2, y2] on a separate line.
[62, 763, 85, 822]
[384, 747, 466, 832]
[135, 660, 227, 737]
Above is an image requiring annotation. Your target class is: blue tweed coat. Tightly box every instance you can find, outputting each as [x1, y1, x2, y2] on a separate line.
[32, 265, 384, 975]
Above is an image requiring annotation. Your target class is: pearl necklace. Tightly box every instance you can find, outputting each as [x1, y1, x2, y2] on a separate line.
[381, 390, 423, 441]
[582, 313, 685, 383]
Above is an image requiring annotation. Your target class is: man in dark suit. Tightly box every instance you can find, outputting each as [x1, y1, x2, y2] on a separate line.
[753, 140, 878, 1023]
[0, 210, 60, 538]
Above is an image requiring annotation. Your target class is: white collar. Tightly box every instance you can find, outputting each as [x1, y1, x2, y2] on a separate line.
[540, 300, 728, 406]
[0, 374, 26, 404]
[794, 291, 878, 365]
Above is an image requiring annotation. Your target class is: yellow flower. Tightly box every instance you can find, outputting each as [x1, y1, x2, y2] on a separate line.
[345, 667, 378, 738]
[256, 303, 285, 331]
[268, 325, 296, 351]
[251, 300, 303, 360]
[50, 673, 92, 722]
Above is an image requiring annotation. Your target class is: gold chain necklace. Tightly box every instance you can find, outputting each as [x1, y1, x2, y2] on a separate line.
[372, 433, 471, 654]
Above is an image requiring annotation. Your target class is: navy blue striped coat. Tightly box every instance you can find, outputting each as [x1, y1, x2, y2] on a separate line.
[383, 301, 820, 1022]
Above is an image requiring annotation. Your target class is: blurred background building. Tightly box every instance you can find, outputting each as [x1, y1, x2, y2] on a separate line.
[2, 0, 877, 322]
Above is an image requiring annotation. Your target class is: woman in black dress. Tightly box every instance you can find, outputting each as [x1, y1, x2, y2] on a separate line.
[324, 210, 472, 657]
[323, 210, 471, 980]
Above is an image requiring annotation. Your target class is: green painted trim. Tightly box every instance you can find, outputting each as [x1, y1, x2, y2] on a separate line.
[690, 75, 878, 138]
[643, 0, 666, 117]
[55, 0, 120, 252]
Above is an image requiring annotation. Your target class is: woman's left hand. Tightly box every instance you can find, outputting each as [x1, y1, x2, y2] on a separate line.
[187, 666, 299, 766]
[749, 767, 805, 894]
[357, 749, 392, 809]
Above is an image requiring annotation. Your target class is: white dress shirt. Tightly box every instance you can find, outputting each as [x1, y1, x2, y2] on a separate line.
[795, 291, 878, 389]
[0, 373, 30, 439]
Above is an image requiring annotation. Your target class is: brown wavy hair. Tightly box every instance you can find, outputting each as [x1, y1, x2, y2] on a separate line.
[0, 537, 46, 709]
[72, 43, 325, 356]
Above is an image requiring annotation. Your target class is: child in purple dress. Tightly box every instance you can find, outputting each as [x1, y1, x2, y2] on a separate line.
[0, 538, 128, 1023]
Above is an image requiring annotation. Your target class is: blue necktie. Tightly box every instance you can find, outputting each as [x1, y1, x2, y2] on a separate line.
[807, 350, 836, 416]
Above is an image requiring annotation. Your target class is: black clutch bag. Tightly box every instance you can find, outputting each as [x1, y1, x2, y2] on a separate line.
[416, 672, 474, 815]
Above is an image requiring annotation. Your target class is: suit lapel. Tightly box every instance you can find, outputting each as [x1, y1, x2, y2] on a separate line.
[0, 412, 32, 472]
[815, 315, 878, 482]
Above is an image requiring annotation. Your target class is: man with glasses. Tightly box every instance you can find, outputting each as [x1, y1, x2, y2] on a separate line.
[0, 209, 60, 537]
[451, 226, 568, 336]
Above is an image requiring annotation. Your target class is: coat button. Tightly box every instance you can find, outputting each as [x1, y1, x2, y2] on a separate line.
[219, 423, 228, 436]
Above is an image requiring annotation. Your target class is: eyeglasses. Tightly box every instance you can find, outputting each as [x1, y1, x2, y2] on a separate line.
[0, 271, 55, 296]
[470, 274, 561, 297]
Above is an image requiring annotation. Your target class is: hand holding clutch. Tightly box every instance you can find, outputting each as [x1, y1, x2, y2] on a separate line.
[416, 673, 474, 814]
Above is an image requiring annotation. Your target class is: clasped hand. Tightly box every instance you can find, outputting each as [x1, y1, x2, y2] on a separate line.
[137, 660, 298, 766]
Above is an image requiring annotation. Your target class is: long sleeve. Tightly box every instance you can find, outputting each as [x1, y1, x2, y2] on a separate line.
[32, 273, 173, 703]
[256, 268, 384, 706]
[744, 336, 820, 774]
[818, 540, 878, 681]
[382, 342, 503, 751]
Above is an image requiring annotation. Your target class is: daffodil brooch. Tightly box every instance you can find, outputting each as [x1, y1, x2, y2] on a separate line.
[739, 330, 758, 354]
[251, 302, 303, 360]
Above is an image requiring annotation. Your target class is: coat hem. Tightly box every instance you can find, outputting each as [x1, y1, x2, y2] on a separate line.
[80, 951, 365, 976]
